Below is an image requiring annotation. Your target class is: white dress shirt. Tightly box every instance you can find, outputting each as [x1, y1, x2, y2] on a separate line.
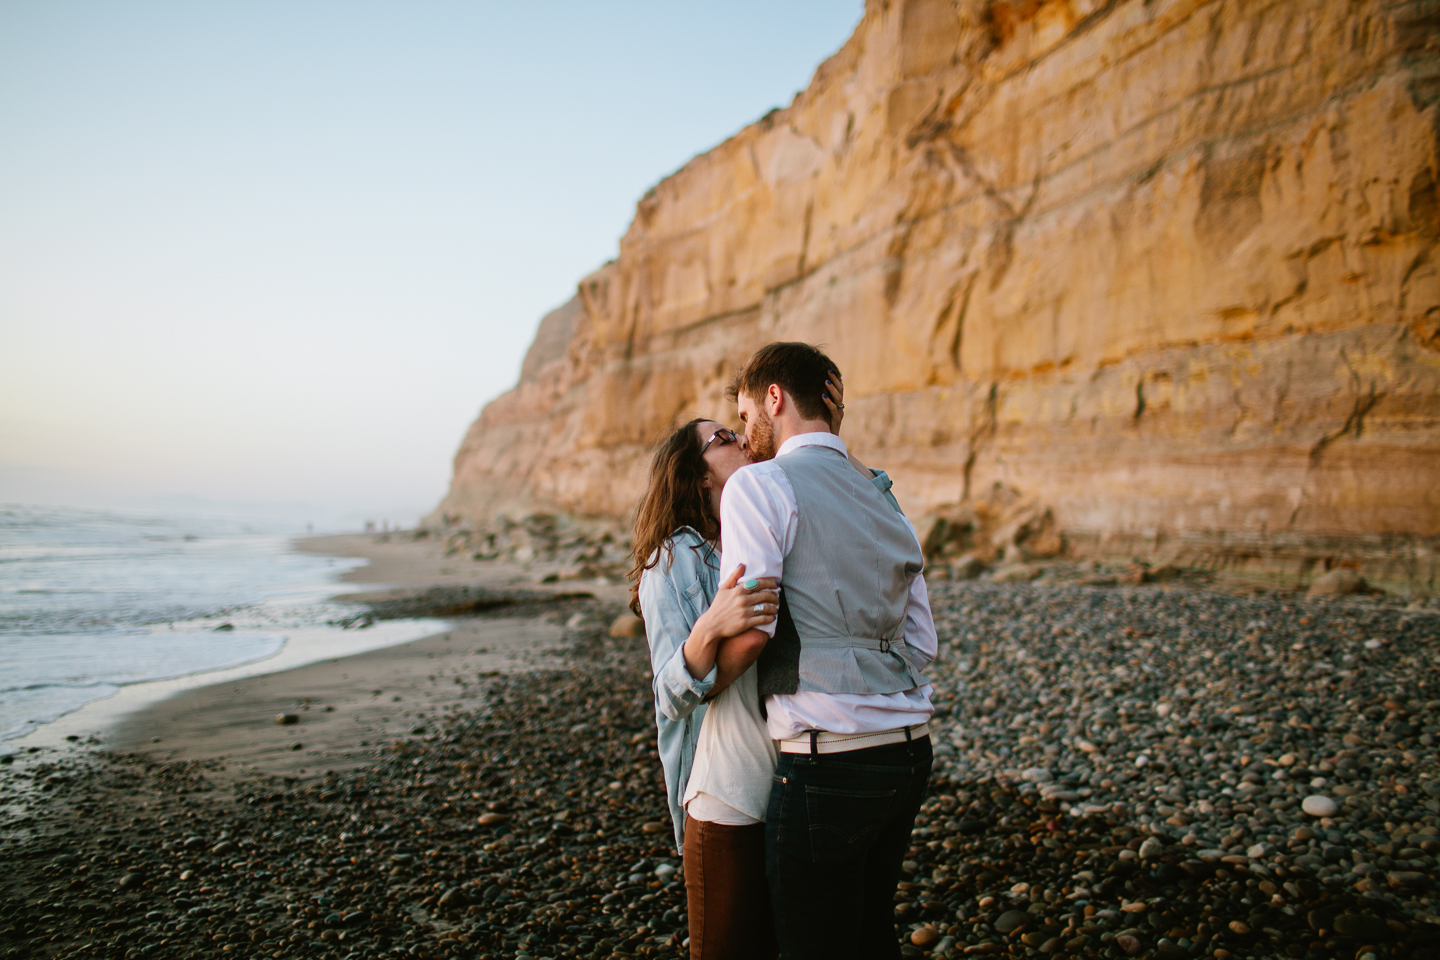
[718, 432, 937, 741]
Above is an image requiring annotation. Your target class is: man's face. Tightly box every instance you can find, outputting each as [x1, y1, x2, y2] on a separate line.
[737, 392, 777, 462]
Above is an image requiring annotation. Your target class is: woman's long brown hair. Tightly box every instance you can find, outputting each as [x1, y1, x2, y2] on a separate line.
[628, 418, 719, 616]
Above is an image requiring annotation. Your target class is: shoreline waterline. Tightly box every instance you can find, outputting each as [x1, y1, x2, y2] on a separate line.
[23, 531, 602, 783]
[1, 506, 454, 753]
[9, 616, 449, 753]
[8, 529, 610, 763]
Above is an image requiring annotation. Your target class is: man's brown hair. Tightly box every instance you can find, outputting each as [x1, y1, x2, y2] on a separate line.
[726, 341, 839, 425]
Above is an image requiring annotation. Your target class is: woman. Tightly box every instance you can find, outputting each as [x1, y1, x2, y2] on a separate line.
[630, 382, 901, 959]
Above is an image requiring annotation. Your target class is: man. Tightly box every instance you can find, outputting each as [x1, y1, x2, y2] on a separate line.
[715, 342, 936, 960]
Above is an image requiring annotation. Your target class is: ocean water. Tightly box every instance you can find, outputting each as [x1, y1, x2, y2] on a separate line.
[0, 504, 396, 744]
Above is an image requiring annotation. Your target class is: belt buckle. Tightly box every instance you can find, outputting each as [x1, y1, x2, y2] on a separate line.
[878, 637, 892, 654]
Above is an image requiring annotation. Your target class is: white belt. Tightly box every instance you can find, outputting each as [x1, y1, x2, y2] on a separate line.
[778, 722, 930, 755]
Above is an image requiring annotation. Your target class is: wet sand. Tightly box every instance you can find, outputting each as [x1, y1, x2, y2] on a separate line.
[107, 617, 566, 778]
[100, 532, 628, 779]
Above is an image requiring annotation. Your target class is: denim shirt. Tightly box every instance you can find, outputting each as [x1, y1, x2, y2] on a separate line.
[638, 527, 720, 850]
[637, 470, 901, 850]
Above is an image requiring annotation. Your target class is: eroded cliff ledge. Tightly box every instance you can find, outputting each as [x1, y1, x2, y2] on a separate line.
[436, 0, 1440, 588]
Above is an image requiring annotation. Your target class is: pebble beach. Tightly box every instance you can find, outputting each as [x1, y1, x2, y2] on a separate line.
[3, 548, 1439, 960]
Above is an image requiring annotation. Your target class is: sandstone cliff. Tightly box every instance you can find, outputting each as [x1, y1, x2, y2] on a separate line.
[436, 0, 1440, 588]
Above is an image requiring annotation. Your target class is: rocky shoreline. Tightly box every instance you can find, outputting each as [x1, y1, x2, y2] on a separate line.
[3, 580, 1439, 960]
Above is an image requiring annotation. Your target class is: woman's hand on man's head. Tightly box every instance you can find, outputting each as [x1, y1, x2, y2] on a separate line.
[821, 371, 877, 479]
[822, 369, 844, 434]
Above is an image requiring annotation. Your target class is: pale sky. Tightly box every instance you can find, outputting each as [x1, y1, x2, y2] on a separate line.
[0, 1, 863, 524]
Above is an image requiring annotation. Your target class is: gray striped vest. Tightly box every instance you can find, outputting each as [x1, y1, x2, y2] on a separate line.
[756, 443, 927, 697]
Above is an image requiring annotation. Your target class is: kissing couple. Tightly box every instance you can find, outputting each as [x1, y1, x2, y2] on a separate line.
[629, 342, 937, 960]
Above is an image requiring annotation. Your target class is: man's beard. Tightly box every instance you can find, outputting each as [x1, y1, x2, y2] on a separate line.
[747, 408, 777, 461]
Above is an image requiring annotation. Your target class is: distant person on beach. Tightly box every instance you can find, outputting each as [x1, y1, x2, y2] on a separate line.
[719, 342, 937, 960]
[630, 373, 901, 960]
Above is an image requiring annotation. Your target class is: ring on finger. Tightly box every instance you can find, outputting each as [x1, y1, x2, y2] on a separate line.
[753, 603, 764, 614]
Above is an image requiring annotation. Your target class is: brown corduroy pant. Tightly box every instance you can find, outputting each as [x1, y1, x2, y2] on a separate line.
[682, 814, 779, 960]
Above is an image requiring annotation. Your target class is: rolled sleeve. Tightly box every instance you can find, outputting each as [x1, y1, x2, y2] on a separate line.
[656, 640, 715, 720]
[869, 468, 904, 515]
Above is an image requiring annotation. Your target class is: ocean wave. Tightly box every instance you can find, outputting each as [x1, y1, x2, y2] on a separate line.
[0, 679, 121, 694]
[0, 631, 289, 741]
[0, 503, 374, 742]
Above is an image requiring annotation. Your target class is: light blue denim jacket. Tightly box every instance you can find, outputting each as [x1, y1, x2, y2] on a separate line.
[638, 470, 901, 849]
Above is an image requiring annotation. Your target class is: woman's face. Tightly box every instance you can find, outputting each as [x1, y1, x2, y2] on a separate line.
[696, 420, 752, 492]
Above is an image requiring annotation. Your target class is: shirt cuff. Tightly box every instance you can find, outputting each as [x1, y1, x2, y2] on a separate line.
[658, 642, 717, 712]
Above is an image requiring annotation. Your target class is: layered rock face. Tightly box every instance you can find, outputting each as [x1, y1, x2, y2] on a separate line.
[437, 0, 1440, 587]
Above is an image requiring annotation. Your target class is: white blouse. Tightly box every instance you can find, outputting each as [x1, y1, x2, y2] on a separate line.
[682, 660, 777, 824]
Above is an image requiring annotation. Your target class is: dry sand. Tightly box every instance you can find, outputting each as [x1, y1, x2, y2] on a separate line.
[298, 531, 630, 600]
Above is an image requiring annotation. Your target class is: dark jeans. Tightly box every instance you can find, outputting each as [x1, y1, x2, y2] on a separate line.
[764, 736, 932, 960]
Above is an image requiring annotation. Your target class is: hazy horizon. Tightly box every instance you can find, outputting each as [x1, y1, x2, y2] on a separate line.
[1, 1, 864, 522]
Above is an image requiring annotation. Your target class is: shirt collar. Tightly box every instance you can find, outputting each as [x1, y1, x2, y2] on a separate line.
[776, 431, 848, 458]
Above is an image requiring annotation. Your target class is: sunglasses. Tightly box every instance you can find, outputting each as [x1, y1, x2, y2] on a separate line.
[700, 427, 739, 455]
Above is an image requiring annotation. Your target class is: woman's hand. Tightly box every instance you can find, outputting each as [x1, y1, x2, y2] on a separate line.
[822, 371, 877, 479]
[701, 563, 777, 638]
[822, 369, 845, 434]
[682, 564, 777, 680]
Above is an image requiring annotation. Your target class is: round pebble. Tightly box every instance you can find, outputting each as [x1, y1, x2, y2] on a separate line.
[1302, 794, 1339, 817]
[910, 925, 940, 947]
